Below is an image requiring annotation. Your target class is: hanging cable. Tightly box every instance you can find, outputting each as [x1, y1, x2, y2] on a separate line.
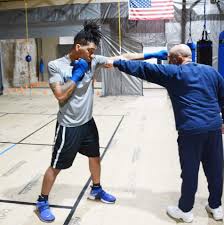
[24, 0, 32, 97]
[24, 0, 29, 53]
[117, 0, 122, 55]
[117, 0, 122, 94]
[189, 10, 192, 42]
[202, 0, 208, 40]
[187, 9, 196, 62]
[203, 0, 206, 31]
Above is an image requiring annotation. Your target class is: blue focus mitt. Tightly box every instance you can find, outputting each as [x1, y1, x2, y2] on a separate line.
[70, 59, 89, 84]
[144, 50, 168, 60]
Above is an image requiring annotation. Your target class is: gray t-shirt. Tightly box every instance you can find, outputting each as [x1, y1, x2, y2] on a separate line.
[48, 55, 107, 127]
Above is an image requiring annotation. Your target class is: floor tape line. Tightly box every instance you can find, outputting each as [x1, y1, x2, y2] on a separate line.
[0, 144, 16, 156]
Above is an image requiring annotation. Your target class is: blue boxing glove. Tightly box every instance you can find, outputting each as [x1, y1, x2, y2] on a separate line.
[70, 59, 89, 84]
[144, 50, 168, 60]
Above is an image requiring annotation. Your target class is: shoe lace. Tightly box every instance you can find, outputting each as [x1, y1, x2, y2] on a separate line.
[92, 187, 106, 198]
[39, 202, 50, 212]
[100, 189, 107, 197]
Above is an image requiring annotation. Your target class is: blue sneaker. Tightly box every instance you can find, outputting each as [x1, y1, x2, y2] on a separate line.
[88, 186, 116, 204]
[36, 200, 55, 223]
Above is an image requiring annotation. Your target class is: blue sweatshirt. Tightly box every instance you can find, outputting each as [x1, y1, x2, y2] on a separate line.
[114, 60, 224, 134]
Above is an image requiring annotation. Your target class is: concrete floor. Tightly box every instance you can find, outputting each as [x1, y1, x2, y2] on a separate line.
[0, 88, 223, 225]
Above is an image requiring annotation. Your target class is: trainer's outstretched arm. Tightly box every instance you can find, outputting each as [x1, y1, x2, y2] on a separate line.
[104, 50, 168, 68]
[112, 59, 172, 87]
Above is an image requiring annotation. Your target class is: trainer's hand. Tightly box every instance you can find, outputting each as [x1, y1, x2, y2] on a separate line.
[70, 59, 89, 84]
[144, 50, 168, 60]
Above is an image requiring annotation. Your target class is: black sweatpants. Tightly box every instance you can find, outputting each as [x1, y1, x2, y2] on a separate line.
[177, 129, 223, 212]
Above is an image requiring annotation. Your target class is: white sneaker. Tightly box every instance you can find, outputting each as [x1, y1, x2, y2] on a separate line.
[167, 206, 194, 223]
[205, 205, 223, 221]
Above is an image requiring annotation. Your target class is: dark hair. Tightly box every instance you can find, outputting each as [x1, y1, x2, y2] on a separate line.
[73, 21, 102, 47]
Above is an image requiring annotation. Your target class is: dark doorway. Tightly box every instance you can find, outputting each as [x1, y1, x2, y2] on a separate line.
[0, 51, 3, 95]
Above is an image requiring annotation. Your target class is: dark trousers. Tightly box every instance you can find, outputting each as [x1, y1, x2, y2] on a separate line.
[177, 130, 223, 212]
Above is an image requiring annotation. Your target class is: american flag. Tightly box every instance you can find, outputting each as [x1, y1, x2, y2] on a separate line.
[128, 0, 174, 20]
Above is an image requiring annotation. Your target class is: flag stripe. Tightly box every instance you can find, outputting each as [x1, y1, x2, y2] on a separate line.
[147, 0, 173, 2]
[129, 14, 174, 18]
[130, 8, 174, 12]
[129, 11, 174, 16]
[130, 4, 173, 8]
[150, 3, 173, 5]
[129, 17, 173, 20]
[129, 15, 174, 18]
